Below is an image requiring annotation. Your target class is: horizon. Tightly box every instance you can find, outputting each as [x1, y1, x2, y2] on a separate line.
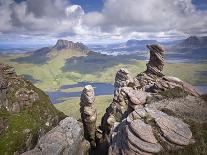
[0, 0, 207, 44]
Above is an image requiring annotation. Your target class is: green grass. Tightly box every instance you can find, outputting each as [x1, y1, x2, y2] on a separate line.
[1, 51, 207, 93]
[0, 80, 65, 155]
[54, 95, 113, 125]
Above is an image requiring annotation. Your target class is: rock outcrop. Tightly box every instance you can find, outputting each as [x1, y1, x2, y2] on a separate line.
[96, 44, 203, 155]
[53, 39, 89, 52]
[80, 85, 97, 148]
[109, 108, 193, 154]
[22, 117, 90, 155]
[0, 64, 66, 154]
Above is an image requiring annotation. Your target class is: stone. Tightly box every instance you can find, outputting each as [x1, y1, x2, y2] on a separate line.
[129, 119, 157, 144]
[11, 102, 21, 113]
[126, 126, 162, 153]
[126, 89, 147, 109]
[0, 117, 8, 135]
[80, 85, 97, 148]
[0, 76, 8, 90]
[22, 117, 90, 155]
[114, 68, 134, 88]
[155, 116, 192, 146]
[108, 107, 193, 154]
[146, 44, 165, 77]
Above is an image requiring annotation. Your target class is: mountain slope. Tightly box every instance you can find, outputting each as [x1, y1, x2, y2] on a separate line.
[12, 40, 89, 64]
[0, 64, 66, 154]
[173, 36, 207, 49]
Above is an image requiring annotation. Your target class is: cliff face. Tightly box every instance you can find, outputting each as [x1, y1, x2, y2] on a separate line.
[53, 39, 89, 52]
[0, 64, 66, 154]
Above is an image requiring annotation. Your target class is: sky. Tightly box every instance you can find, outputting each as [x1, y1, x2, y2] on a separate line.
[0, 0, 207, 44]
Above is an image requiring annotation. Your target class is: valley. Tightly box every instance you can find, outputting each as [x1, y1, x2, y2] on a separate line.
[1, 39, 207, 123]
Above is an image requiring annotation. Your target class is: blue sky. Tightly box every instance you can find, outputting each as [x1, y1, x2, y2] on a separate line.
[0, 0, 207, 44]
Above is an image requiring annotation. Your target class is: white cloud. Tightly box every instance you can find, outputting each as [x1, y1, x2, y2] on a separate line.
[0, 0, 207, 43]
[83, 0, 207, 40]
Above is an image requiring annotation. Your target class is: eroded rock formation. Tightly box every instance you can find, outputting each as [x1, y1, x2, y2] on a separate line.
[109, 108, 193, 154]
[80, 85, 97, 148]
[96, 44, 203, 155]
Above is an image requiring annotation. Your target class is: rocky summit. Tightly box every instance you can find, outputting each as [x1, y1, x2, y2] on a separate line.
[53, 39, 89, 52]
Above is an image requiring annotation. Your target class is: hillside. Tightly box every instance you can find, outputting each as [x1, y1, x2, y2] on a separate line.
[0, 64, 66, 154]
[11, 40, 89, 64]
[174, 36, 207, 49]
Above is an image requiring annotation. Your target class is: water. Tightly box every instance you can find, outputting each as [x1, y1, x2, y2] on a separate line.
[196, 86, 207, 94]
[47, 82, 114, 104]
[47, 83, 207, 104]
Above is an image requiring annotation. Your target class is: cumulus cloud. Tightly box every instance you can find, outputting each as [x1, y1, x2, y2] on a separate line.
[0, 0, 207, 43]
[0, 0, 85, 35]
[83, 0, 207, 39]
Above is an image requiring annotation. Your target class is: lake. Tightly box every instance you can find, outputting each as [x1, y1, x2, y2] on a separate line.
[47, 82, 207, 104]
[47, 82, 114, 104]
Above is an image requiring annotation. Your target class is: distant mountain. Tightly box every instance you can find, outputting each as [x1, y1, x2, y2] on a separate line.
[11, 40, 89, 64]
[126, 39, 159, 47]
[53, 39, 89, 51]
[173, 36, 207, 49]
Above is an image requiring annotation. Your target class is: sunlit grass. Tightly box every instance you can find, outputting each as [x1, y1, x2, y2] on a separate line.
[54, 95, 113, 125]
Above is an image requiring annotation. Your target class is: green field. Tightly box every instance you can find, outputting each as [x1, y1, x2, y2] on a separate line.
[54, 95, 113, 125]
[1, 52, 207, 91]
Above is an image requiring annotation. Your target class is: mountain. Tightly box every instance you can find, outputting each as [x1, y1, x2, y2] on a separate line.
[53, 39, 89, 51]
[126, 39, 159, 47]
[173, 36, 207, 49]
[12, 40, 89, 64]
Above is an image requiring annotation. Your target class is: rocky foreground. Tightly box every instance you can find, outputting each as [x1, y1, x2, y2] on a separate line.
[81, 44, 207, 155]
[0, 44, 207, 155]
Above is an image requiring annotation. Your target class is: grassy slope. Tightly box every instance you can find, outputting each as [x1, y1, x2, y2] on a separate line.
[0, 80, 65, 154]
[54, 95, 113, 125]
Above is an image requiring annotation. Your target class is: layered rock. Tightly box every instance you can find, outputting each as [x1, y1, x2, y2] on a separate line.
[97, 44, 202, 154]
[114, 68, 134, 88]
[109, 108, 193, 154]
[136, 44, 165, 87]
[80, 85, 97, 148]
[22, 117, 90, 155]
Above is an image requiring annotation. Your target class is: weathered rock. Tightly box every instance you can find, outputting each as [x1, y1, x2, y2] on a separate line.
[126, 126, 162, 153]
[129, 119, 157, 144]
[0, 117, 8, 135]
[150, 76, 200, 97]
[80, 85, 97, 148]
[135, 44, 165, 87]
[109, 107, 193, 154]
[155, 116, 192, 145]
[22, 117, 90, 155]
[126, 88, 148, 110]
[146, 44, 165, 77]
[114, 68, 134, 88]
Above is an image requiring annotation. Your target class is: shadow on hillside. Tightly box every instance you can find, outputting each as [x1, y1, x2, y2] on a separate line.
[22, 74, 41, 84]
[62, 52, 146, 74]
[11, 47, 51, 64]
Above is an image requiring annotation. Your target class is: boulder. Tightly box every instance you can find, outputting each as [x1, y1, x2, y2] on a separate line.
[22, 117, 90, 155]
